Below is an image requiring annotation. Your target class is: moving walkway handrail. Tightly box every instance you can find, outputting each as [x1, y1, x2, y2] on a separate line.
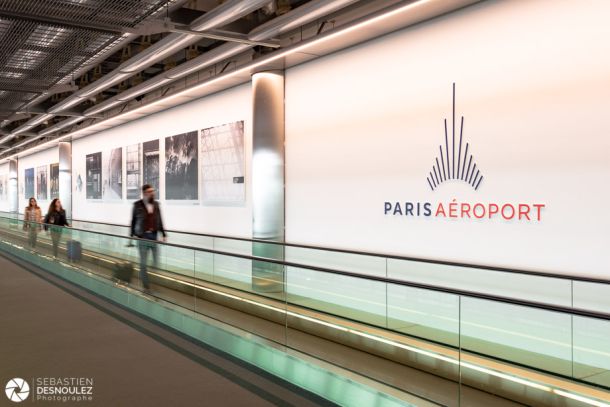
[6, 211, 610, 284]
[42, 214, 610, 285]
[4, 217, 610, 322]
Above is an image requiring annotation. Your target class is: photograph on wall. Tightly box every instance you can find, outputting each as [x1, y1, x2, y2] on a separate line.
[86, 152, 102, 199]
[50, 163, 59, 199]
[76, 174, 83, 193]
[200, 120, 245, 205]
[103, 147, 123, 200]
[0, 174, 7, 201]
[143, 139, 159, 194]
[165, 132, 198, 200]
[126, 143, 141, 200]
[24, 167, 34, 198]
[36, 165, 48, 201]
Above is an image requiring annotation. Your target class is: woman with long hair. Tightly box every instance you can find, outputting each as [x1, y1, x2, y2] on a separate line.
[23, 197, 42, 248]
[44, 198, 70, 257]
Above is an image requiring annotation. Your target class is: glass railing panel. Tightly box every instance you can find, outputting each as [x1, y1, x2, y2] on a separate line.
[214, 236, 252, 256]
[96, 231, 138, 264]
[573, 315, 610, 388]
[151, 242, 196, 311]
[286, 266, 386, 327]
[60, 227, 104, 277]
[212, 250, 253, 291]
[0, 216, 10, 238]
[204, 251, 286, 303]
[460, 297, 573, 376]
[180, 236, 249, 288]
[193, 248, 214, 283]
[387, 258, 573, 307]
[194, 252, 288, 345]
[284, 274, 461, 406]
[71, 220, 129, 237]
[387, 284, 460, 347]
[168, 233, 214, 251]
[0, 217, 42, 257]
[573, 281, 610, 314]
[285, 246, 386, 277]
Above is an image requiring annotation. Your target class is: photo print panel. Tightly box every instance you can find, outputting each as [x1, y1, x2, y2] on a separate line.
[165, 131, 198, 200]
[200, 120, 245, 205]
[103, 147, 123, 200]
[126, 143, 141, 200]
[86, 152, 102, 199]
[143, 139, 159, 194]
[50, 163, 59, 199]
[36, 165, 48, 201]
[0, 174, 7, 201]
[24, 168, 34, 198]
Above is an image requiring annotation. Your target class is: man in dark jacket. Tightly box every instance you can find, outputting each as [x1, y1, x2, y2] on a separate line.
[131, 184, 166, 290]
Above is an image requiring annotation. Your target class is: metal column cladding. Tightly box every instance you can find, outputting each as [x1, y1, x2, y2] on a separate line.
[8, 159, 18, 213]
[58, 142, 72, 218]
[252, 71, 285, 293]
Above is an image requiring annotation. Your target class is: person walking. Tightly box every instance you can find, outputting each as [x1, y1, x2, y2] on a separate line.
[23, 197, 42, 248]
[44, 198, 70, 258]
[130, 184, 166, 291]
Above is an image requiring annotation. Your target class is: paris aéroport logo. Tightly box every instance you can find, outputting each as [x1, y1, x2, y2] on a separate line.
[5, 378, 29, 403]
[383, 83, 545, 221]
[427, 83, 483, 191]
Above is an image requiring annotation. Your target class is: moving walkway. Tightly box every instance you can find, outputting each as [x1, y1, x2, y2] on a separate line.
[0, 214, 608, 406]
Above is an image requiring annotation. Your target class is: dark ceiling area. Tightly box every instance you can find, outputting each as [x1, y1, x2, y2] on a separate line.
[0, 0, 174, 119]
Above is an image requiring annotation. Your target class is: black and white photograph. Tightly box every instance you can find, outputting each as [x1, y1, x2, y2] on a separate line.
[76, 174, 83, 193]
[201, 120, 245, 205]
[50, 163, 59, 199]
[36, 165, 48, 201]
[143, 139, 160, 193]
[126, 144, 141, 199]
[86, 152, 102, 199]
[0, 174, 7, 201]
[103, 147, 123, 200]
[165, 132, 198, 200]
[24, 167, 34, 198]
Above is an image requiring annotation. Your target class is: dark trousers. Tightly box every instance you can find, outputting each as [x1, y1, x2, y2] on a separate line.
[138, 232, 158, 289]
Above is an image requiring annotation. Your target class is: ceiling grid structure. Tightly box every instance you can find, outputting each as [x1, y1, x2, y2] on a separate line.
[0, 0, 176, 120]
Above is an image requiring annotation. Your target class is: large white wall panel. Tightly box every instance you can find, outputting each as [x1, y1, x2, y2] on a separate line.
[72, 84, 252, 237]
[285, 0, 610, 278]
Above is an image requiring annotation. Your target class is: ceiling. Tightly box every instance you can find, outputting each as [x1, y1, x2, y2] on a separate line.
[0, 0, 482, 160]
[0, 0, 176, 119]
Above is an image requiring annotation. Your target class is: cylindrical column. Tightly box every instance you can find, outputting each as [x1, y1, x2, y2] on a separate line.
[252, 70, 285, 293]
[58, 141, 72, 218]
[8, 158, 18, 213]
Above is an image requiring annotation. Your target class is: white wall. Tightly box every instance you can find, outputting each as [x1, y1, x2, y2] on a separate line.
[0, 162, 9, 212]
[18, 148, 59, 214]
[284, 0, 610, 278]
[72, 84, 253, 237]
[6, 0, 609, 280]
